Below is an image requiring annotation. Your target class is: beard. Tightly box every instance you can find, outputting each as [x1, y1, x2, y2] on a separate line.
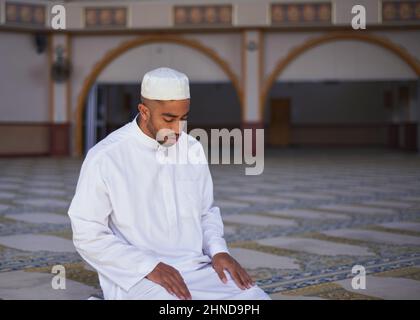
[147, 121, 179, 147]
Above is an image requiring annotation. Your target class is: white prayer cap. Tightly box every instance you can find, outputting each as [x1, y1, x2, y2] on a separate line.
[141, 67, 190, 100]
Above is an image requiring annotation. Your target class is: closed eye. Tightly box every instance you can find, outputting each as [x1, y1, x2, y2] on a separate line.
[163, 117, 188, 123]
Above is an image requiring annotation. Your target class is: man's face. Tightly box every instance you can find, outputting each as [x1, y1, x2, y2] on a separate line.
[138, 98, 190, 147]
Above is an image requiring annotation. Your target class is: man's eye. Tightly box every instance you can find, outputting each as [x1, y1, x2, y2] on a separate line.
[164, 118, 174, 123]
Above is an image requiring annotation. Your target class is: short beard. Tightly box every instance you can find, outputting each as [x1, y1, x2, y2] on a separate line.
[137, 115, 157, 142]
[146, 120, 160, 144]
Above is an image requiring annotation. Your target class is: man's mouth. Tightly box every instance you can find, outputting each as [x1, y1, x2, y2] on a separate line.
[162, 134, 179, 145]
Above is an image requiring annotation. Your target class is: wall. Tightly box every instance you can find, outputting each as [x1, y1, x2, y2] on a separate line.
[266, 81, 418, 147]
[264, 33, 419, 81]
[0, 32, 50, 155]
[0, 32, 49, 122]
[96, 42, 231, 83]
[70, 33, 241, 119]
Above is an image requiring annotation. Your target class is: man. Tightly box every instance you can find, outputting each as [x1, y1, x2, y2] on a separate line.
[68, 67, 270, 300]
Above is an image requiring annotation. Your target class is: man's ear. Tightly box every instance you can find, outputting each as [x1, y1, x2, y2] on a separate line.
[138, 103, 150, 121]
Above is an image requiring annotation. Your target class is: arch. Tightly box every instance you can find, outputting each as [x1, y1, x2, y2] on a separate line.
[260, 31, 420, 120]
[74, 34, 243, 156]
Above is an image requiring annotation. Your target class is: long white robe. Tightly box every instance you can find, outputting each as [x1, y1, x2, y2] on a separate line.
[68, 113, 270, 300]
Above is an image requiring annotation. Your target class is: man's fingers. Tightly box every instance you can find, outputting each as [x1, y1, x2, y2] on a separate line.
[167, 275, 191, 300]
[162, 280, 176, 297]
[171, 271, 192, 299]
[214, 266, 228, 284]
[238, 269, 252, 288]
[230, 270, 246, 290]
[176, 279, 192, 300]
[236, 267, 250, 287]
[165, 279, 186, 300]
[161, 277, 182, 300]
[246, 273, 254, 286]
[247, 272, 255, 286]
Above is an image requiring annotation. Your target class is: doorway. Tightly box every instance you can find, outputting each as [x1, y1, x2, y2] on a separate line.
[269, 98, 291, 146]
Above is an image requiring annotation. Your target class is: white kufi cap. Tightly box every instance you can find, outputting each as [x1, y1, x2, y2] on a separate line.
[141, 67, 190, 100]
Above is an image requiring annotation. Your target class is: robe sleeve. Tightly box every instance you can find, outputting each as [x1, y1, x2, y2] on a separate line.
[200, 150, 230, 258]
[68, 152, 160, 292]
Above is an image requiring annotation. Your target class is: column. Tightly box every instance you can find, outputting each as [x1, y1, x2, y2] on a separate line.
[241, 30, 264, 155]
[49, 33, 71, 156]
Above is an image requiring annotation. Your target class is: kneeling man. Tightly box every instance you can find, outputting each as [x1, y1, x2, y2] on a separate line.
[68, 67, 270, 300]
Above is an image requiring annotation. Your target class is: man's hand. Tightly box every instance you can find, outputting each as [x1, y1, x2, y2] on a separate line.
[146, 262, 192, 300]
[211, 252, 254, 290]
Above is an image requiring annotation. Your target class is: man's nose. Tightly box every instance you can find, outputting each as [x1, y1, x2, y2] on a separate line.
[171, 120, 186, 135]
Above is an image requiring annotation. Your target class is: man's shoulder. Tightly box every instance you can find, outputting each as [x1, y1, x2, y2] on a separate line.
[84, 123, 133, 164]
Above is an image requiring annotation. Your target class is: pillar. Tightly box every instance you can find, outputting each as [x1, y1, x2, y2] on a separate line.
[241, 30, 264, 155]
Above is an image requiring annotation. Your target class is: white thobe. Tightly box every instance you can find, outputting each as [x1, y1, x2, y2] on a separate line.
[68, 113, 270, 300]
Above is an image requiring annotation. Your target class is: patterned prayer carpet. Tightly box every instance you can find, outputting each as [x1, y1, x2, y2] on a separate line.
[0, 147, 420, 300]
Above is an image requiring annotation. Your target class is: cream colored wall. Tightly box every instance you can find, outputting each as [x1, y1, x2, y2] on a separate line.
[182, 33, 242, 79]
[96, 43, 230, 83]
[49, 0, 388, 31]
[46, 0, 385, 29]
[0, 32, 49, 122]
[2, 30, 419, 125]
[70, 33, 241, 121]
[0, 0, 412, 30]
[374, 30, 420, 63]
[264, 32, 324, 79]
[70, 34, 137, 120]
[264, 31, 420, 81]
[279, 40, 417, 81]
